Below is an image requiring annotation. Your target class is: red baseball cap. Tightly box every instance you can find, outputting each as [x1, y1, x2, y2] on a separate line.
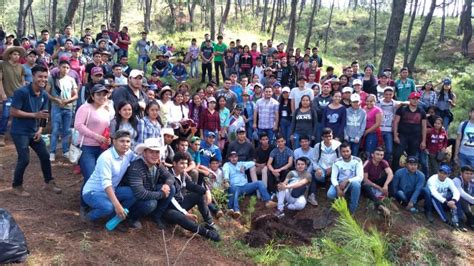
[408, 92, 421, 99]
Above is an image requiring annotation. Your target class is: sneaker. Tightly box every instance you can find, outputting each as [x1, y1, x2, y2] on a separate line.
[378, 205, 391, 218]
[205, 229, 221, 242]
[425, 212, 434, 223]
[226, 209, 235, 217]
[265, 201, 277, 209]
[409, 207, 418, 213]
[49, 153, 56, 162]
[215, 210, 224, 219]
[205, 222, 217, 231]
[231, 211, 242, 219]
[128, 219, 143, 230]
[12, 186, 30, 197]
[43, 181, 62, 194]
[275, 209, 285, 219]
[154, 218, 167, 230]
[307, 193, 318, 206]
[0, 135, 5, 147]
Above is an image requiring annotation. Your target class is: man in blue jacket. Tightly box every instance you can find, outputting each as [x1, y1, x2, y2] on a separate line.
[392, 156, 434, 222]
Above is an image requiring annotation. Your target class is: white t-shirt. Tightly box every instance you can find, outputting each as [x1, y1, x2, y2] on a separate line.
[458, 121, 474, 156]
[427, 174, 460, 203]
[289, 87, 314, 108]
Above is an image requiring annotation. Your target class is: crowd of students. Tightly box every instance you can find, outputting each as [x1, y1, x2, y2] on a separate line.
[1, 24, 474, 242]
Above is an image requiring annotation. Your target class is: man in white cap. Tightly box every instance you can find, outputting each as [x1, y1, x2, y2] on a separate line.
[112, 69, 148, 118]
[121, 138, 175, 229]
[161, 127, 178, 168]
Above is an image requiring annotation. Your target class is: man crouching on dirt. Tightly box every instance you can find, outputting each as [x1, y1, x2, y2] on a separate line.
[223, 151, 277, 220]
[81, 130, 136, 225]
[274, 157, 312, 218]
[120, 138, 175, 230]
[162, 152, 221, 242]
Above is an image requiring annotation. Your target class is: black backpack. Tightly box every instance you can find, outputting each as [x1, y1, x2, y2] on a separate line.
[0, 208, 29, 263]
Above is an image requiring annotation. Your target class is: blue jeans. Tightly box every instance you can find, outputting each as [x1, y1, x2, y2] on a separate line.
[279, 119, 291, 145]
[394, 187, 432, 213]
[117, 49, 128, 62]
[431, 194, 463, 223]
[382, 132, 393, 162]
[190, 59, 199, 78]
[12, 134, 53, 187]
[419, 151, 429, 178]
[315, 122, 324, 144]
[79, 145, 104, 206]
[50, 106, 73, 154]
[172, 74, 188, 82]
[364, 132, 378, 158]
[459, 152, 474, 168]
[0, 97, 12, 135]
[128, 185, 176, 221]
[442, 116, 450, 133]
[258, 128, 275, 145]
[349, 141, 360, 157]
[137, 55, 149, 73]
[327, 181, 361, 213]
[291, 132, 301, 149]
[228, 181, 271, 212]
[82, 186, 136, 221]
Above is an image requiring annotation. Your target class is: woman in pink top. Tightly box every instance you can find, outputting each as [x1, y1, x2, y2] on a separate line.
[74, 84, 112, 208]
[364, 94, 383, 158]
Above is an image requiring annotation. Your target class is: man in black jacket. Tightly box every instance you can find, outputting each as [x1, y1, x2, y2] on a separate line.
[121, 138, 174, 229]
[163, 152, 220, 242]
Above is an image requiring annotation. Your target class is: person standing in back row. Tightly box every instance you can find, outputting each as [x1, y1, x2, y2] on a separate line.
[200, 39, 214, 83]
[213, 35, 227, 85]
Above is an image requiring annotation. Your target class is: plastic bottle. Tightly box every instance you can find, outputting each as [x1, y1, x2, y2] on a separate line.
[105, 208, 129, 231]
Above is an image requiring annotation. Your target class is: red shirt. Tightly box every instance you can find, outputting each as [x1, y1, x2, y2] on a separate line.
[199, 109, 221, 132]
[364, 159, 390, 182]
[117, 32, 130, 50]
[426, 128, 448, 154]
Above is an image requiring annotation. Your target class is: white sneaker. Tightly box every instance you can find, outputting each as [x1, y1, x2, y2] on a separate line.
[63, 152, 70, 159]
[308, 193, 318, 206]
[49, 153, 56, 162]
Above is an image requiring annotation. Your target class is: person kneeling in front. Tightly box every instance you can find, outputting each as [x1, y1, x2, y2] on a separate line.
[275, 157, 312, 218]
[81, 130, 136, 225]
[121, 138, 175, 230]
[163, 152, 220, 242]
[223, 151, 277, 219]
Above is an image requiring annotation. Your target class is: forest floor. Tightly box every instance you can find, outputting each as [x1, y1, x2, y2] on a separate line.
[0, 135, 473, 264]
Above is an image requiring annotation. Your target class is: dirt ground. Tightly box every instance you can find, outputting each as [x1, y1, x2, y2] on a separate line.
[1, 136, 473, 265]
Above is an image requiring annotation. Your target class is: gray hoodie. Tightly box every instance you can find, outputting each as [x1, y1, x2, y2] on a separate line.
[344, 107, 366, 142]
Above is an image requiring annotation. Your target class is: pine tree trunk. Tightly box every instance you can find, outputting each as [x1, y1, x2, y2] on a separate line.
[267, 0, 276, 33]
[111, 0, 123, 29]
[260, 0, 269, 31]
[188, 0, 197, 31]
[404, 0, 419, 67]
[210, 0, 216, 40]
[81, 0, 86, 34]
[271, 0, 282, 41]
[297, 0, 305, 22]
[324, 0, 335, 53]
[440, 0, 446, 43]
[353, 0, 358, 10]
[373, 0, 377, 59]
[219, 0, 231, 34]
[378, 0, 407, 72]
[304, 0, 318, 49]
[408, 0, 436, 69]
[29, 4, 37, 38]
[16, 0, 34, 37]
[144, 0, 152, 32]
[460, 0, 472, 56]
[420, 0, 426, 19]
[287, 0, 298, 51]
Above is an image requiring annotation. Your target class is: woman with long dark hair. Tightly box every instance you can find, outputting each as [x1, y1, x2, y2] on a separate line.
[278, 87, 292, 144]
[239, 45, 253, 78]
[362, 64, 378, 95]
[290, 95, 318, 149]
[436, 78, 456, 131]
[137, 100, 163, 144]
[419, 81, 438, 111]
[110, 101, 139, 148]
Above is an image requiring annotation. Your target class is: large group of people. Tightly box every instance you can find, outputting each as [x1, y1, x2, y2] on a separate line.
[1, 24, 473, 242]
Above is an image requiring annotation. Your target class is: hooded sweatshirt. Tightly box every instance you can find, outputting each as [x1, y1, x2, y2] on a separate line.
[345, 107, 367, 142]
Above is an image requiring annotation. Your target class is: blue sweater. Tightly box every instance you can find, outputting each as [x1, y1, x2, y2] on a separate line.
[392, 168, 426, 204]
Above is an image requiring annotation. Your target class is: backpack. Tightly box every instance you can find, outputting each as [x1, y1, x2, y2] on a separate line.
[460, 120, 469, 141]
[316, 141, 339, 163]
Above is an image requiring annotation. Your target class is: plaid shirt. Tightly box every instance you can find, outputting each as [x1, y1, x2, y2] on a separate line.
[255, 97, 279, 129]
[137, 116, 163, 145]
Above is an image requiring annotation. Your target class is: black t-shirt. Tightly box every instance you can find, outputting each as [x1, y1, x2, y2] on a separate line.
[227, 141, 255, 162]
[396, 106, 426, 137]
[255, 144, 275, 164]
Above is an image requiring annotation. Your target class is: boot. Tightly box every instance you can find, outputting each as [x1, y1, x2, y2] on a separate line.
[0, 135, 5, 147]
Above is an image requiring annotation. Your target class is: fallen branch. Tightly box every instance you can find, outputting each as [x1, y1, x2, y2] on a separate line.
[173, 225, 200, 266]
[162, 229, 170, 266]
